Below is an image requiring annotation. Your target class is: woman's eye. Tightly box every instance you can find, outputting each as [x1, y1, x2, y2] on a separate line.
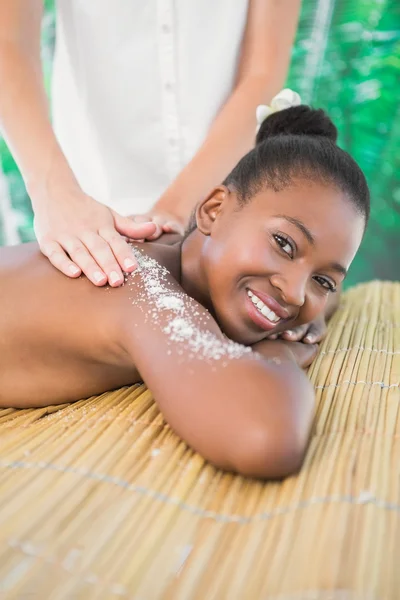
[274, 234, 293, 258]
[314, 276, 336, 292]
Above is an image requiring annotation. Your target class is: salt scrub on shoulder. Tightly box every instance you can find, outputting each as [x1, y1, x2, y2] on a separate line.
[126, 247, 253, 363]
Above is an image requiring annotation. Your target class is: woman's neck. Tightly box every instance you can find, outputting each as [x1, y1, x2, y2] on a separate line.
[138, 234, 213, 315]
[180, 230, 213, 313]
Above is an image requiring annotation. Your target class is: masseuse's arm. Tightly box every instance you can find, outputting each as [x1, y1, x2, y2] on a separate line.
[115, 274, 316, 480]
[0, 0, 156, 285]
[149, 0, 302, 230]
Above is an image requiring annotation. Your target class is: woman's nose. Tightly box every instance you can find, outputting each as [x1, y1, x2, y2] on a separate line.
[270, 273, 306, 308]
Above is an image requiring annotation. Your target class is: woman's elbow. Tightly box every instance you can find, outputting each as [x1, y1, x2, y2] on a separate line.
[230, 425, 309, 480]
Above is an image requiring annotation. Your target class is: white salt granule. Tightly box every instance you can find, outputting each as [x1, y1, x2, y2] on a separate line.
[148, 285, 164, 295]
[156, 295, 184, 311]
[126, 246, 253, 363]
[147, 278, 159, 287]
[165, 317, 195, 340]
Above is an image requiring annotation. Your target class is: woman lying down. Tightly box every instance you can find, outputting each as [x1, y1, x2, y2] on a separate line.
[0, 98, 369, 479]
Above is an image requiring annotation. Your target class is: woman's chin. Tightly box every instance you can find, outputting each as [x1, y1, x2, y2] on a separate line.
[214, 302, 282, 346]
[216, 316, 265, 347]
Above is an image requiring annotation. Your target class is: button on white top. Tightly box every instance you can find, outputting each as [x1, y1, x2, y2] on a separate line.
[52, 0, 249, 215]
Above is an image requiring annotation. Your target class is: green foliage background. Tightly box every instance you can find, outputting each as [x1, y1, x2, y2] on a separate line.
[0, 0, 399, 286]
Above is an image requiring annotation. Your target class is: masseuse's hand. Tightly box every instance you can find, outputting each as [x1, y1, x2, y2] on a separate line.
[131, 211, 186, 239]
[268, 314, 327, 345]
[34, 188, 157, 287]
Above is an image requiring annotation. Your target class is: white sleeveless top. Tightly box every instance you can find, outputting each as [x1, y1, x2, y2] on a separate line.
[52, 0, 249, 215]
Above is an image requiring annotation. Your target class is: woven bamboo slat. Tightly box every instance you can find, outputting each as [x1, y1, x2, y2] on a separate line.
[0, 281, 399, 599]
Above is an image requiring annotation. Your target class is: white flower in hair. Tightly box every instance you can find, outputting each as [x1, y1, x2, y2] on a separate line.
[256, 88, 302, 133]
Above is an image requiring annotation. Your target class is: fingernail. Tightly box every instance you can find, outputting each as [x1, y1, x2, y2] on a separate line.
[124, 258, 135, 270]
[109, 271, 122, 285]
[69, 265, 80, 275]
[285, 330, 294, 336]
[94, 271, 106, 283]
[304, 335, 313, 343]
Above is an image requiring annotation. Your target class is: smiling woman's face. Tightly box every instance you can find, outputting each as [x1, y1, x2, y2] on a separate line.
[191, 180, 365, 345]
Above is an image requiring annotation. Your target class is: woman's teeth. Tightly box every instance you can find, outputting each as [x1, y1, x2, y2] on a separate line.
[247, 290, 281, 323]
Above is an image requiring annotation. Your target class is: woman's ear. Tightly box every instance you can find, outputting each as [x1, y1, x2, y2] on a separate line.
[196, 186, 231, 236]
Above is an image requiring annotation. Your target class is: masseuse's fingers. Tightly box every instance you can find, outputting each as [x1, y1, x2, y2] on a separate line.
[162, 220, 186, 235]
[41, 240, 82, 278]
[59, 235, 108, 286]
[80, 231, 126, 287]
[99, 227, 138, 274]
[113, 212, 157, 241]
[132, 213, 185, 239]
[34, 193, 156, 284]
[130, 214, 162, 240]
[147, 222, 163, 240]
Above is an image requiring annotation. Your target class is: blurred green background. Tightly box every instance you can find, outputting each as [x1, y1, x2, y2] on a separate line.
[0, 0, 399, 286]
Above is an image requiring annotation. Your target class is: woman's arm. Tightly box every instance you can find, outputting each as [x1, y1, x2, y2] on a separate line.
[148, 0, 302, 229]
[114, 251, 316, 479]
[276, 283, 342, 343]
[0, 0, 156, 284]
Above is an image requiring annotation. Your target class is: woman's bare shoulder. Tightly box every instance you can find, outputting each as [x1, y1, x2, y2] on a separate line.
[110, 241, 181, 303]
[100, 241, 184, 349]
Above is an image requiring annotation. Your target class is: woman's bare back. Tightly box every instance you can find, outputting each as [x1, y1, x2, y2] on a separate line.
[0, 241, 180, 406]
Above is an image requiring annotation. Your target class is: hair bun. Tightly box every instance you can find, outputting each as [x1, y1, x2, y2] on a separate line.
[255, 105, 338, 145]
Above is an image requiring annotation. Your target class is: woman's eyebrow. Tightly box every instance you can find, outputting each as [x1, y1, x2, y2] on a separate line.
[273, 215, 348, 276]
[274, 214, 315, 245]
[329, 262, 348, 277]
[274, 215, 347, 277]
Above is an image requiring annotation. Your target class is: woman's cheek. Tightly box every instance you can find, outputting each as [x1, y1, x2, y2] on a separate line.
[213, 239, 266, 277]
[302, 292, 327, 324]
[238, 241, 278, 274]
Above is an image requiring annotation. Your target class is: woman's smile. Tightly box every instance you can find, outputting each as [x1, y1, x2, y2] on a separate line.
[245, 287, 292, 332]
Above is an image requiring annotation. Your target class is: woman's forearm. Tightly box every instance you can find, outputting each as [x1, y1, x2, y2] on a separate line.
[135, 344, 314, 479]
[0, 1, 77, 205]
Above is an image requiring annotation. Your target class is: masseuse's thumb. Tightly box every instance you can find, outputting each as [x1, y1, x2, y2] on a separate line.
[113, 211, 157, 240]
[162, 220, 186, 236]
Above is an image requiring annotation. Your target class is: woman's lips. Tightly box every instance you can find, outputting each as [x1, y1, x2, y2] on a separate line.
[245, 292, 282, 332]
[247, 287, 290, 320]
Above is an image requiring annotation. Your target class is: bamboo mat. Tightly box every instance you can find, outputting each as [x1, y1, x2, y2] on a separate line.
[0, 281, 399, 600]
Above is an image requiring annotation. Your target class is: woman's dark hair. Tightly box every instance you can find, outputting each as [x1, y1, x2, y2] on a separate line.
[223, 105, 370, 224]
